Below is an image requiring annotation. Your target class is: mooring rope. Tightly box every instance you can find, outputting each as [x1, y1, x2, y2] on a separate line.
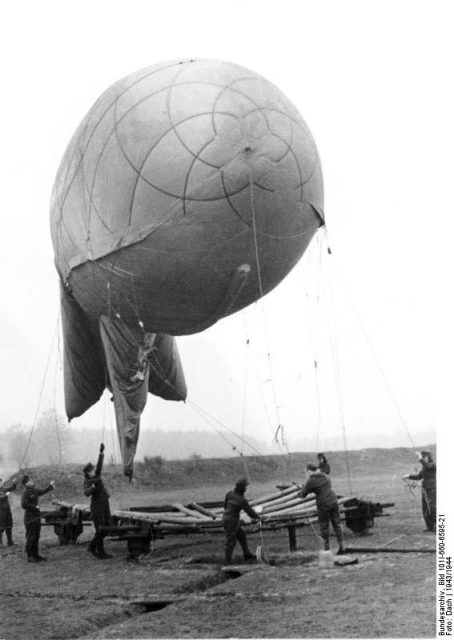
[248, 175, 289, 459]
[20, 316, 60, 468]
[328, 247, 417, 450]
[321, 232, 353, 493]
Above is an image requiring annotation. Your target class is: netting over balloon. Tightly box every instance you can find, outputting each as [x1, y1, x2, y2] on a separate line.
[50, 59, 324, 475]
[51, 59, 323, 335]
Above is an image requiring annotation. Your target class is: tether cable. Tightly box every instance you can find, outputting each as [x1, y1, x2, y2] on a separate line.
[21, 316, 60, 468]
[248, 175, 289, 457]
[321, 233, 353, 494]
[326, 242, 417, 450]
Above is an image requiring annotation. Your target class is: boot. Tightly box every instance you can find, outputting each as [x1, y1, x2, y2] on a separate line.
[224, 550, 233, 565]
[239, 536, 255, 561]
[97, 539, 112, 559]
[335, 531, 345, 555]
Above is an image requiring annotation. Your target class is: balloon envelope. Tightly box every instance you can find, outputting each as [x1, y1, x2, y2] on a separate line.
[50, 59, 324, 474]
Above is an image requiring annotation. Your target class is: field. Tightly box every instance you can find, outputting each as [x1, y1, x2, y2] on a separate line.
[0, 448, 436, 639]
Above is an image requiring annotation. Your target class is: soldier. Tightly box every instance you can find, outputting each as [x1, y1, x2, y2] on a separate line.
[21, 474, 55, 562]
[222, 477, 261, 565]
[301, 463, 345, 554]
[317, 453, 331, 475]
[0, 477, 17, 546]
[83, 443, 112, 559]
[403, 450, 436, 532]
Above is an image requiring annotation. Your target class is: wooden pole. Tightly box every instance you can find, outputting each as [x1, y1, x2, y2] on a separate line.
[171, 503, 212, 521]
[187, 502, 218, 519]
[250, 485, 300, 506]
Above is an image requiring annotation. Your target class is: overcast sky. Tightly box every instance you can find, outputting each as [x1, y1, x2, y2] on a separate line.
[0, 1, 451, 463]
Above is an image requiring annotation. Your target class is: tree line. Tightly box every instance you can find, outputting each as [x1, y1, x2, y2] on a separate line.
[0, 409, 274, 470]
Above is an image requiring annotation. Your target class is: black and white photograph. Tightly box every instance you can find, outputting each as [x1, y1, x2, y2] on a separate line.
[0, 1, 451, 638]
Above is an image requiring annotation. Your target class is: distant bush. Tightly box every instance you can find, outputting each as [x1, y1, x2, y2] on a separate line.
[184, 452, 203, 475]
[138, 455, 165, 474]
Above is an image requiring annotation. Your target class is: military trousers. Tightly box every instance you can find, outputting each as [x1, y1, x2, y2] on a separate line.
[0, 526, 13, 545]
[317, 504, 343, 550]
[89, 500, 112, 554]
[223, 518, 252, 562]
[422, 488, 436, 531]
[25, 519, 41, 558]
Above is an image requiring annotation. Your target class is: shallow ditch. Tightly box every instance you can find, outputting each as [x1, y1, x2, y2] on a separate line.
[72, 566, 241, 638]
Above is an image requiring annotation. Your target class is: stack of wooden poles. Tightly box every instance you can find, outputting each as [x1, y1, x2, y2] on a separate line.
[112, 485, 354, 533]
[248, 485, 353, 530]
[114, 502, 223, 533]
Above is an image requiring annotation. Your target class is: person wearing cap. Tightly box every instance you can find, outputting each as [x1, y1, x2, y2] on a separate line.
[300, 463, 345, 554]
[317, 453, 331, 475]
[403, 450, 436, 531]
[0, 477, 17, 546]
[83, 443, 112, 559]
[222, 477, 261, 565]
[21, 474, 54, 562]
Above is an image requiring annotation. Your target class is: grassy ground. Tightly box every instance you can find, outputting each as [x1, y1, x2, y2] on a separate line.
[0, 449, 436, 639]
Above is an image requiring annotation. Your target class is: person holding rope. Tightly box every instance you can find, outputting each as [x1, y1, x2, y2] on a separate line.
[300, 463, 345, 555]
[21, 474, 55, 562]
[222, 477, 262, 565]
[0, 477, 17, 546]
[83, 443, 113, 559]
[403, 450, 436, 532]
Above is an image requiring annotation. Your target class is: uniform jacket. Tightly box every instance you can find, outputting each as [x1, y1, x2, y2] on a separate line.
[318, 462, 331, 474]
[409, 459, 436, 490]
[223, 489, 260, 522]
[301, 471, 338, 509]
[21, 485, 53, 523]
[0, 481, 16, 511]
[0, 481, 17, 527]
[84, 451, 110, 505]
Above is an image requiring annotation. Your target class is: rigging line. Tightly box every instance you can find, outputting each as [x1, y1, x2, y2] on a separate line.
[313, 238, 324, 452]
[21, 316, 60, 468]
[101, 387, 108, 444]
[326, 242, 417, 450]
[248, 175, 288, 454]
[185, 398, 252, 458]
[143, 351, 264, 459]
[321, 235, 353, 494]
[102, 280, 114, 444]
[240, 314, 250, 456]
[186, 401, 266, 480]
[241, 310, 286, 455]
[130, 273, 145, 337]
[107, 396, 127, 507]
[189, 396, 262, 456]
[88, 259, 143, 346]
[52, 329, 63, 466]
[107, 396, 119, 464]
[304, 238, 324, 452]
[186, 397, 264, 458]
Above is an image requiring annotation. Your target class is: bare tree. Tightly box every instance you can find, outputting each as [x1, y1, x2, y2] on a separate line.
[32, 409, 73, 465]
[7, 423, 31, 468]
